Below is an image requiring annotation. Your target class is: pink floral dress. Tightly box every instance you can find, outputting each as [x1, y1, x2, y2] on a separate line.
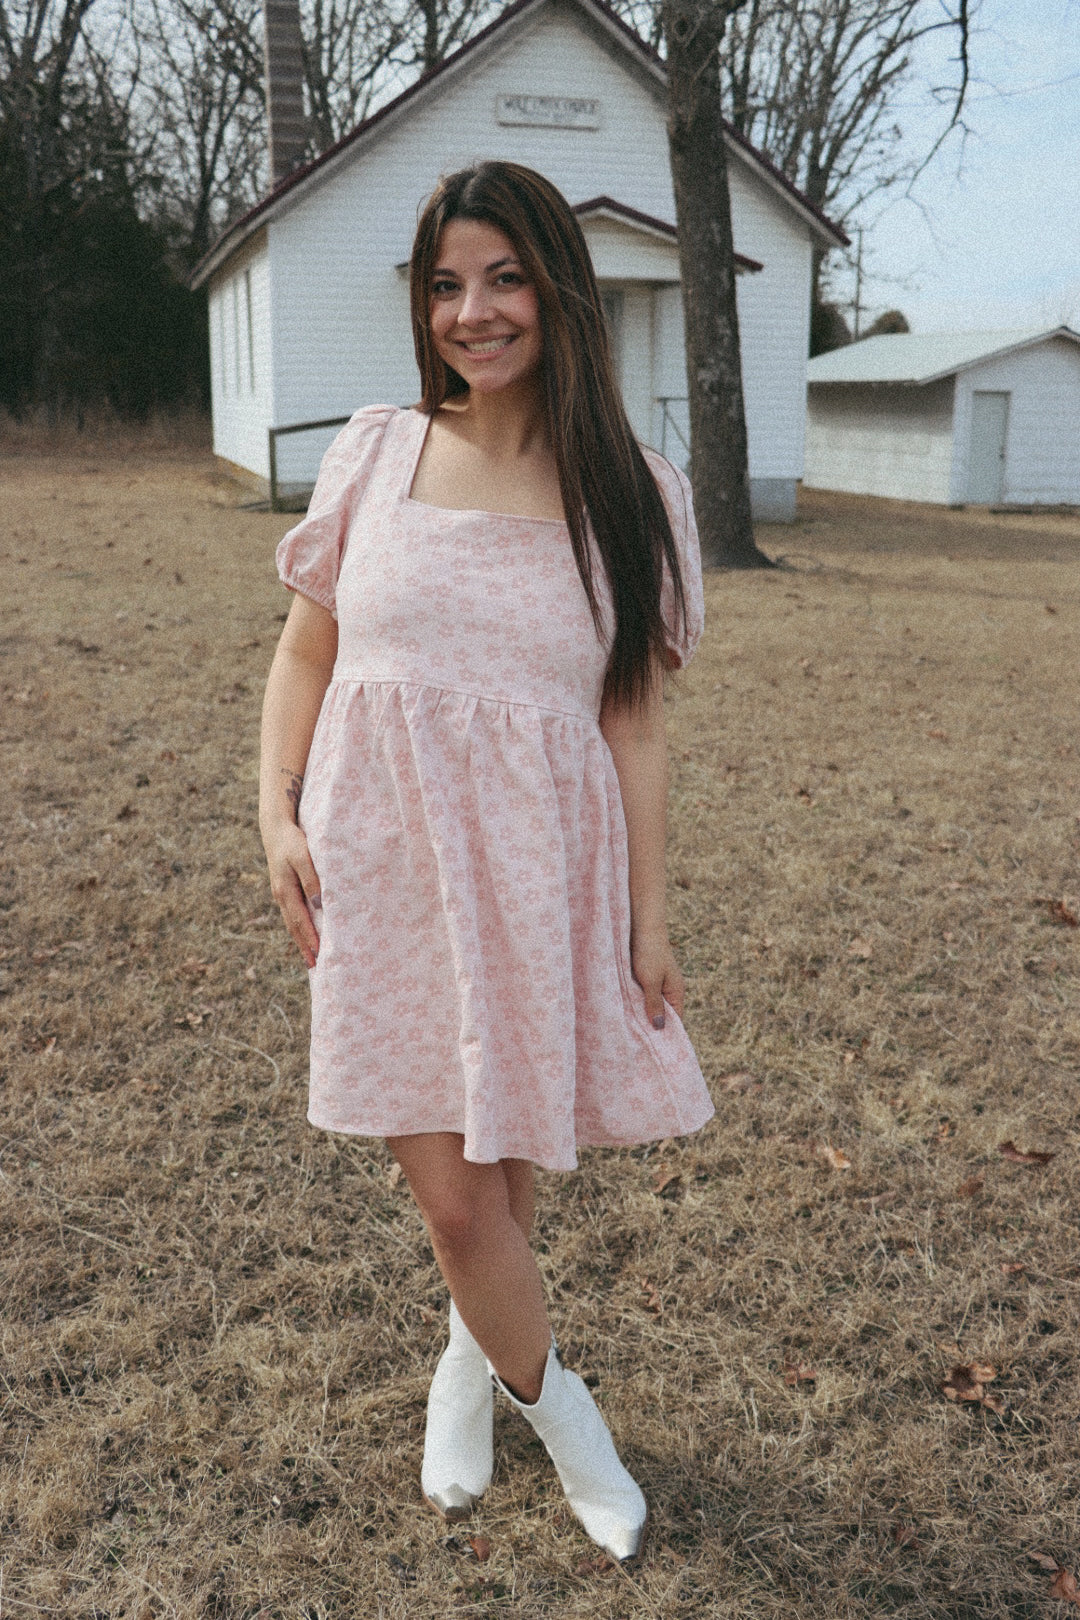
[275, 405, 714, 1170]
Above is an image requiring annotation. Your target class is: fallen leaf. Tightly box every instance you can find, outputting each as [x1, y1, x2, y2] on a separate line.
[41, 1036, 58, 1056]
[847, 937, 873, 959]
[387, 1162, 404, 1189]
[652, 1168, 682, 1196]
[31, 948, 59, 964]
[159, 748, 178, 762]
[783, 1361, 816, 1386]
[934, 1120, 956, 1142]
[956, 1177, 984, 1198]
[1050, 1569, 1080, 1606]
[892, 1522, 922, 1550]
[981, 1390, 1006, 1415]
[943, 1362, 998, 1405]
[796, 786, 815, 805]
[638, 1277, 663, 1317]
[468, 1534, 491, 1563]
[1038, 897, 1079, 928]
[998, 1140, 1055, 1167]
[1000, 1262, 1025, 1276]
[821, 1143, 852, 1172]
[716, 1071, 759, 1094]
[1028, 1551, 1060, 1572]
[927, 728, 948, 740]
[573, 1553, 617, 1576]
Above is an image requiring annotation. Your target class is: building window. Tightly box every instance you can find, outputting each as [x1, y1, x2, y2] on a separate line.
[216, 293, 227, 396]
[244, 268, 256, 393]
[232, 279, 242, 394]
[600, 287, 624, 384]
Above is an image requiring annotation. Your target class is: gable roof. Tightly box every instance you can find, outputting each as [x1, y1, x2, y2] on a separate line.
[190, 0, 845, 289]
[572, 196, 764, 272]
[807, 327, 1080, 386]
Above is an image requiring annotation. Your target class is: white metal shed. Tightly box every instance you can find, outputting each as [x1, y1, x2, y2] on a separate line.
[804, 328, 1080, 506]
[191, 0, 845, 519]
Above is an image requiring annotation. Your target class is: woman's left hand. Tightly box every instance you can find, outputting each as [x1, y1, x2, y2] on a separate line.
[631, 930, 685, 1030]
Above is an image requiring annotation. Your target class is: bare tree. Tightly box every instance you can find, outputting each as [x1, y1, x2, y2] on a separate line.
[0, 0, 128, 407]
[407, 0, 498, 75]
[721, 0, 975, 303]
[635, 0, 974, 563]
[300, 0, 408, 151]
[132, 0, 266, 264]
[662, 0, 767, 567]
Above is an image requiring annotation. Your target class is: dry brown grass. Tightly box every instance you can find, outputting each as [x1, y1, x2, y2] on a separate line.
[2, 450, 1079, 1619]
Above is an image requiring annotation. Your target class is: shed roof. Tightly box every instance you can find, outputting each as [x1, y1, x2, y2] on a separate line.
[807, 327, 1080, 386]
[190, 0, 846, 289]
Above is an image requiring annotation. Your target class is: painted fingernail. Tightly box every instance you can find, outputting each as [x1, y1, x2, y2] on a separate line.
[310, 894, 322, 909]
[652, 1014, 665, 1030]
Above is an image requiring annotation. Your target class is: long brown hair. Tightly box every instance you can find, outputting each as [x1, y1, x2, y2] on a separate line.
[409, 161, 687, 708]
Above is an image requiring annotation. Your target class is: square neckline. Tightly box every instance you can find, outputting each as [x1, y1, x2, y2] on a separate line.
[403, 406, 568, 528]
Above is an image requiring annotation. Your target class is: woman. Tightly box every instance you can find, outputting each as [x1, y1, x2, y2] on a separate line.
[259, 161, 713, 1562]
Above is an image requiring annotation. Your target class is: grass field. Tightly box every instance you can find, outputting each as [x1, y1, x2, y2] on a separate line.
[2, 440, 1078, 1619]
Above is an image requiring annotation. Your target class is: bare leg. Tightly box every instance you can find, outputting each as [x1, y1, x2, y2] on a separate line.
[503, 1157, 535, 1239]
[388, 1132, 549, 1403]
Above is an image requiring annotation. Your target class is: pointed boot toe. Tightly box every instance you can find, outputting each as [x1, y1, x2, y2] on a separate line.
[493, 1343, 647, 1562]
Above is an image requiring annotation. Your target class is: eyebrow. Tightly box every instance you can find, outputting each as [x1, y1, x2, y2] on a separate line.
[432, 257, 521, 277]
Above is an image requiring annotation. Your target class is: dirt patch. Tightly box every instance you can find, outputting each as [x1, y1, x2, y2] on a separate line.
[2, 451, 1078, 1617]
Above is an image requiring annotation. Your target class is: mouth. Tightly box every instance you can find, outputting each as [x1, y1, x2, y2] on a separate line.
[457, 335, 517, 355]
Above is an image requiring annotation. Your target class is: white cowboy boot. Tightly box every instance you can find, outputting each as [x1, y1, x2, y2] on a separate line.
[492, 1340, 647, 1561]
[420, 1300, 494, 1520]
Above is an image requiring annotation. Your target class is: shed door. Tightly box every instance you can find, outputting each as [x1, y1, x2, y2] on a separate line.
[968, 391, 1010, 503]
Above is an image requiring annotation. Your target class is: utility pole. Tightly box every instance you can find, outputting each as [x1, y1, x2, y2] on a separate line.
[852, 227, 864, 339]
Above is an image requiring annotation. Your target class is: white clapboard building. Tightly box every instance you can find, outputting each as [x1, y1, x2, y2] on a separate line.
[191, 0, 846, 518]
[805, 328, 1080, 506]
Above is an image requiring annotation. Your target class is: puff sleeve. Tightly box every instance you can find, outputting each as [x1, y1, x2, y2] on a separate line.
[643, 450, 706, 670]
[275, 404, 398, 619]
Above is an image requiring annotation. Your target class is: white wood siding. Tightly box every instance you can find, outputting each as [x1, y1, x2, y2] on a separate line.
[804, 379, 955, 503]
[950, 338, 1080, 505]
[208, 231, 273, 478]
[727, 161, 813, 482]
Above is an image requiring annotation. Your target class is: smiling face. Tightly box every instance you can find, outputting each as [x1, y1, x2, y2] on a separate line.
[428, 218, 544, 397]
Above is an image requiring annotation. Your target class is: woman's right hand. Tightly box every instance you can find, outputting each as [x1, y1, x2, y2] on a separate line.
[263, 820, 322, 968]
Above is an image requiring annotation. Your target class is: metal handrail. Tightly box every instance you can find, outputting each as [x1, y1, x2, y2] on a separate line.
[655, 396, 690, 461]
[268, 414, 352, 512]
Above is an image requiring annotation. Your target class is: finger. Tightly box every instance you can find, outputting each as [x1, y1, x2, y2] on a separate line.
[271, 865, 320, 967]
[640, 975, 666, 1030]
[294, 847, 322, 909]
[285, 897, 320, 968]
[663, 964, 686, 1020]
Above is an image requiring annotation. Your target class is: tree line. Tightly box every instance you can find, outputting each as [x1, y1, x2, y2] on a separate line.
[1, 0, 972, 438]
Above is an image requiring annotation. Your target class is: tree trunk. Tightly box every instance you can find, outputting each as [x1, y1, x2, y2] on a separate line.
[662, 0, 772, 568]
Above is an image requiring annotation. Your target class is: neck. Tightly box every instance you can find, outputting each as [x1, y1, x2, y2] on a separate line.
[451, 378, 549, 458]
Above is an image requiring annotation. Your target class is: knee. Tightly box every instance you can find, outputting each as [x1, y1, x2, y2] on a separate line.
[420, 1190, 490, 1259]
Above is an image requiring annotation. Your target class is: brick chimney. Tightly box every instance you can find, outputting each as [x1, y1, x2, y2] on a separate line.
[263, 0, 309, 186]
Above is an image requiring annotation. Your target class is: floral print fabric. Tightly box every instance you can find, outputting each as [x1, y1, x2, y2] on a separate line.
[275, 405, 714, 1170]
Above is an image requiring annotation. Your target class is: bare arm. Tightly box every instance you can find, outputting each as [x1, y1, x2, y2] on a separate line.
[259, 592, 338, 967]
[599, 668, 684, 1028]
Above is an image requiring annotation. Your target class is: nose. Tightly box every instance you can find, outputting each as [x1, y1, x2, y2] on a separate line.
[457, 279, 495, 326]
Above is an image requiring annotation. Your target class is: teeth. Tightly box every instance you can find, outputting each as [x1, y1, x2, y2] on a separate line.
[463, 337, 513, 353]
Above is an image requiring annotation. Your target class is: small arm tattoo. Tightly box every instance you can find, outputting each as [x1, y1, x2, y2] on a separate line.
[281, 768, 303, 815]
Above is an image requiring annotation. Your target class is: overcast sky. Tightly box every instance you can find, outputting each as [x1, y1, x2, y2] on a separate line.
[848, 0, 1080, 334]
